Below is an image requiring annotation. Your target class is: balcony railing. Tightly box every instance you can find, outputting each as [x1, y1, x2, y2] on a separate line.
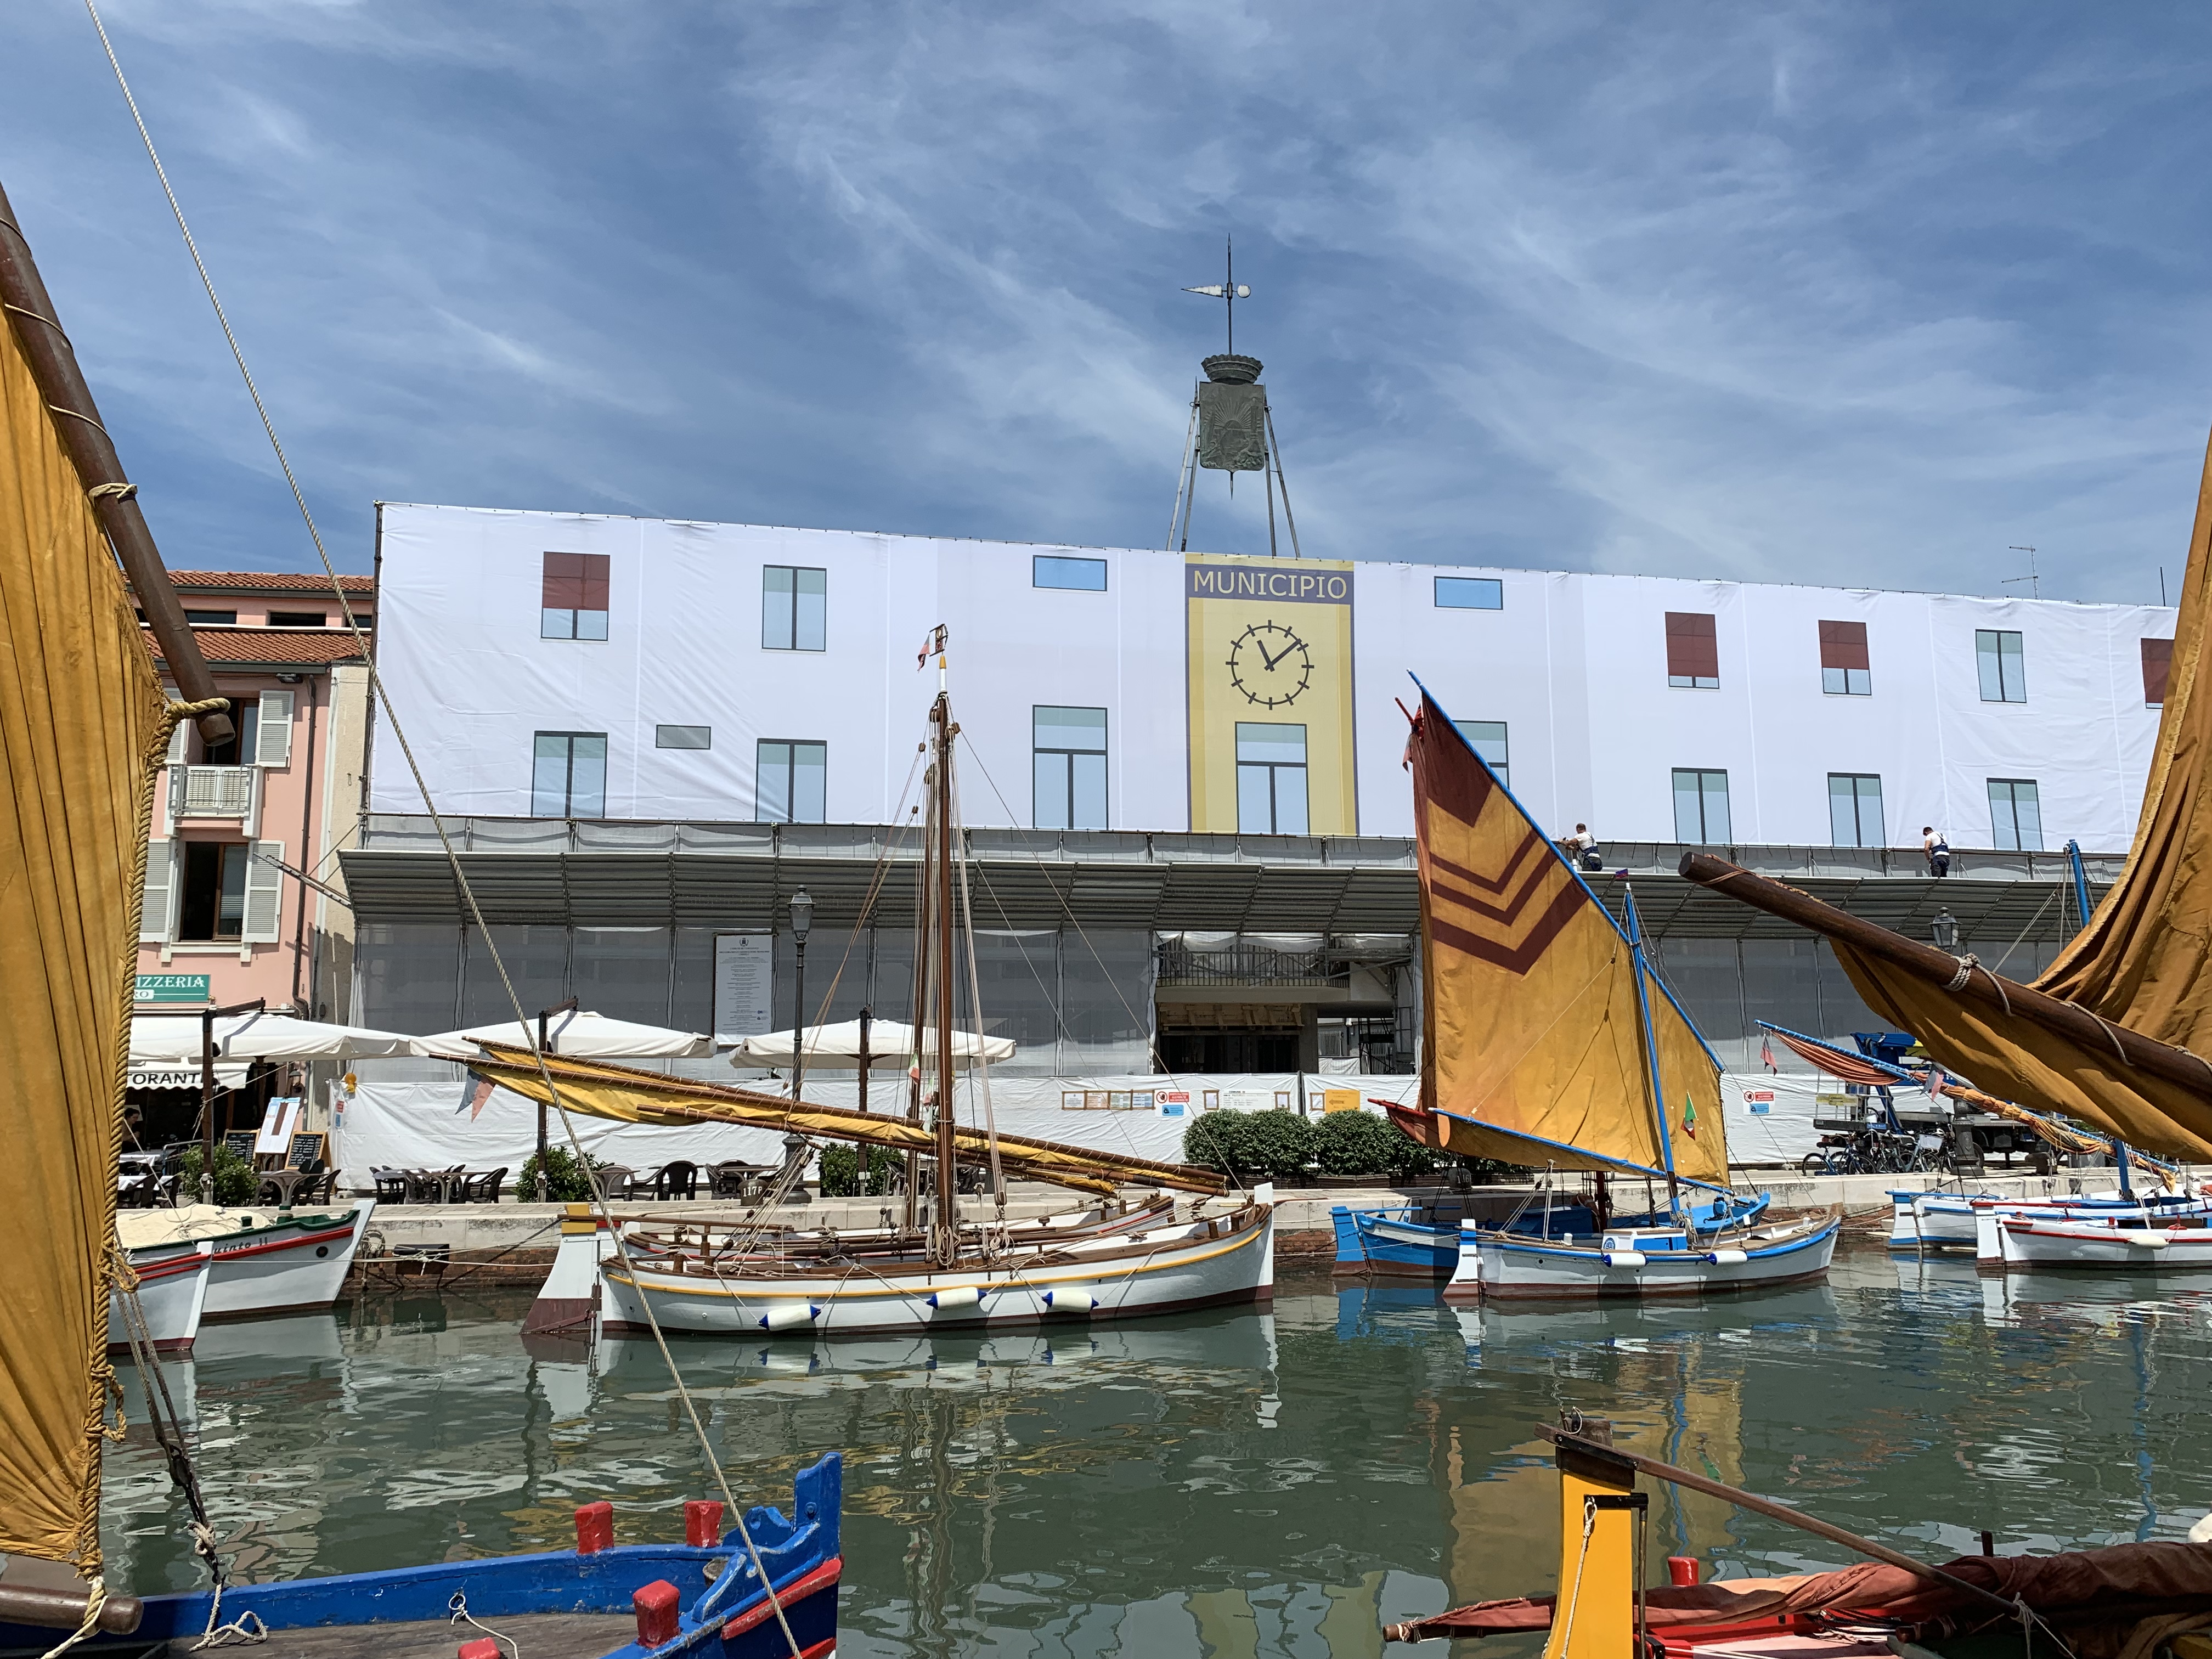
[169, 764, 256, 819]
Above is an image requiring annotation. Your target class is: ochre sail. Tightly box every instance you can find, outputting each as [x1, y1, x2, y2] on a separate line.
[0, 313, 171, 1565]
[1409, 692, 1729, 1186]
[466, 1046, 1228, 1197]
[2032, 430, 2212, 1045]
[1806, 428, 2212, 1161]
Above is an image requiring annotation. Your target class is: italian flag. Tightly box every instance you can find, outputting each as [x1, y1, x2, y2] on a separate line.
[1681, 1092, 1699, 1139]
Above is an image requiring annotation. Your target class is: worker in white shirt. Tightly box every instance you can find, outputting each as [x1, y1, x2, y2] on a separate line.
[1562, 823, 1602, 871]
[1923, 826, 1951, 878]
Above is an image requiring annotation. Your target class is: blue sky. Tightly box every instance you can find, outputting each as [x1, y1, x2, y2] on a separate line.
[8, 2, 2211, 600]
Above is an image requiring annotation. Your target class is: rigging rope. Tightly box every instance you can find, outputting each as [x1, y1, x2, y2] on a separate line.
[82, 8, 803, 1651]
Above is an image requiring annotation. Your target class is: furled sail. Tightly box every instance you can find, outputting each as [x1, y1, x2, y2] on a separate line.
[2033, 432, 2212, 1045]
[1681, 430, 2212, 1163]
[1402, 690, 1730, 1188]
[465, 1046, 1229, 1197]
[0, 290, 172, 1562]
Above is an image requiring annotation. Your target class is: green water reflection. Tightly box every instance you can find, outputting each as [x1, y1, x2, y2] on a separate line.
[103, 1244, 2212, 1657]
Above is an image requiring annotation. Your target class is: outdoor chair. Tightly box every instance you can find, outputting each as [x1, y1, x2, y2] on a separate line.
[655, 1160, 700, 1201]
[371, 1169, 410, 1204]
[116, 1170, 160, 1209]
[462, 1166, 507, 1204]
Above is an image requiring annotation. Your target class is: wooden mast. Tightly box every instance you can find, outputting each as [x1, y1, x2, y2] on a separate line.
[930, 688, 960, 1265]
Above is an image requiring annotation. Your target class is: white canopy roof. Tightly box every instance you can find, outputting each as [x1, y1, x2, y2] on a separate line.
[131, 1012, 419, 1064]
[731, 1017, 1014, 1070]
[413, 1008, 714, 1060]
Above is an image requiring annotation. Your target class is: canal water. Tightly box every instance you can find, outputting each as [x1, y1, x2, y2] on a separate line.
[104, 1243, 2212, 1658]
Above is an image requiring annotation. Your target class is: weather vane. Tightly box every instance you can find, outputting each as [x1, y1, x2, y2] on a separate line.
[1182, 236, 1251, 356]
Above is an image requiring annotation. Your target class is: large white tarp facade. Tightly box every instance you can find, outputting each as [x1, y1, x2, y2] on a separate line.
[374, 501, 2171, 850]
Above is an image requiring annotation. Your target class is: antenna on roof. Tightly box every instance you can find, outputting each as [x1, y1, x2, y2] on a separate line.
[2003, 546, 2039, 601]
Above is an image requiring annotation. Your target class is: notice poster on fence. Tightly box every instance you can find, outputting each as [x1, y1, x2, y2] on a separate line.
[713, 930, 774, 1047]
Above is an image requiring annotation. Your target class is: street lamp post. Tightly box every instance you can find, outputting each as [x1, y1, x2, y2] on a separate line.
[789, 888, 814, 1103]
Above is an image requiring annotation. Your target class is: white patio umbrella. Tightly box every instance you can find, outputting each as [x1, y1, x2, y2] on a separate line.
[412, 1008, 714, 1060]
[731, 1017, 1014, 1070]
[131, 1011, 420, 1063]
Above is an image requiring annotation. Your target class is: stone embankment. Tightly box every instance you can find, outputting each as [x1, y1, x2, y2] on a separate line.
[343, 1165, 2148, 1295]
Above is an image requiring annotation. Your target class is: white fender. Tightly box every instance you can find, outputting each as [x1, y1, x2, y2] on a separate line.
[1042, 1285, 1098, 1313]
[928, 1285, 982, 1311]
[1704, 1249, 1748, 1265]
[758, 1301, 821, 1331]
[1601, 1252, 1647, 1267]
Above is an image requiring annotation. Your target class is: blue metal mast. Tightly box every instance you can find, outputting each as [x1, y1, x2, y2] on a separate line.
[1622, 881, 1683, 1220]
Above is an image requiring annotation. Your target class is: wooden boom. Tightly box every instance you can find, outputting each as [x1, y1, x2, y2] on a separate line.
[1677, 851, 2212, 1104]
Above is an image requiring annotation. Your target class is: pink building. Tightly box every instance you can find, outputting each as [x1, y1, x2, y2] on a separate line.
[133, 574, 375, 1131]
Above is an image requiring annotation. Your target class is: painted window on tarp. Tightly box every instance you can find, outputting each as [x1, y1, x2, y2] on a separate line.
[1672, 768, 1730, 843]
[1665, 612, 1719, 687]
[655, 724, 711, 750]
[1827, 774, 1884, 848]
[1453, 720, 1509, 788]
[1976, 629, 2026, 702]
[757, 740, 827, 823]
[1034, 707, 1108, 830]
[762, 566, 827, 651]
[1435, 577, 1502, 610]
[532, 732, 607, 817]
[542, 552, 610, 640]
[2143, 637, 2173, 708]
[1818, 620, 1870, 695]
[1989, 778, 2043, 851]
[1034, 555, 1107, 591]
[1235, 723, 1308, 835]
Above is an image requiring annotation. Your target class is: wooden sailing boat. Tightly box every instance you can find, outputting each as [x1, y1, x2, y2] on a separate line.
[477, 659, 1277, 1338]
[0, 176, 842, 1655]
[1370, 686, 1837, 1299]
[1679, 429, 2212, 1277]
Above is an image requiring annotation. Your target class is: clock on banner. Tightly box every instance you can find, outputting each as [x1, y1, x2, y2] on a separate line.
[1226, 620, 1313, 709]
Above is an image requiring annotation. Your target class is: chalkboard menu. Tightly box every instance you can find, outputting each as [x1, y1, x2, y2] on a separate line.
[222, 1131, 258, 1160]
[286, 1131, 326, 1171]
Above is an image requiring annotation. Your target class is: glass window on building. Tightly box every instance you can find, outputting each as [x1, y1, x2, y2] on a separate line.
[1827, 772, 1884, 848]
[1435, 577, 1503, 610]
[176, 842, 250, 941]
[654, 724, 711, 749]
[2143, 637, 2174, 708]
[532, 732, 607, 817]
[1988, 777, 2043, 851]
[541, 552, 610, 640]
[758, 740, 828, 823]
[1236, 723, 1308, 836]
[1453, 719, 1509, 787]
[1976, 629, 2027, 702]
[1672, 768, 1731, 843]
[1034, 555, 1108, 591]
[762, 566, 828, 651]
[1034, 706, 1107, 831]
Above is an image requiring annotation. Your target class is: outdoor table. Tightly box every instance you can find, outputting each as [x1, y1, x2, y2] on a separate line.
[256, 1167, 308, 1209]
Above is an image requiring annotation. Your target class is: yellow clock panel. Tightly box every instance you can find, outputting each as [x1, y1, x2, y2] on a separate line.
[1184, 554, 1358, 835]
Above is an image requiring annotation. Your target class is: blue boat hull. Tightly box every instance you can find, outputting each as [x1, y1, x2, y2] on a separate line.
[1332, 1205, 1461, 1277]
[0, 1455, 842, 1658]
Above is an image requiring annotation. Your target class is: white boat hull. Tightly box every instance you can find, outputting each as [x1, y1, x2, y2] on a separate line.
[601, 1207, 1276, 1337]
[202, 1203, 376, 1321]
[113, 1241, 211, 1353]
[1997, 1217, 2212, 1269]
[1888, 1189, 2206, 1250]
[1442, 1216, 1839, 1301]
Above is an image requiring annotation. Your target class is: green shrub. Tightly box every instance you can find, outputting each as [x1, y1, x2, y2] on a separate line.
[518, 1146, 610, 1203]
[1312, 1108, 1438, 1178]
[178, 1143, 257, 1206]
[820, 1144, 902, 1197]
[1182, 1109, 1316, 1184]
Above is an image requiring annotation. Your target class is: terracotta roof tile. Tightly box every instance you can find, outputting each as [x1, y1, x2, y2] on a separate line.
[151, 571, 375, 594]
[145, 626, 373, 667]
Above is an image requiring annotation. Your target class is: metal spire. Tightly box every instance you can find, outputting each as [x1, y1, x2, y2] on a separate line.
[1182, 236, 1250, 355]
